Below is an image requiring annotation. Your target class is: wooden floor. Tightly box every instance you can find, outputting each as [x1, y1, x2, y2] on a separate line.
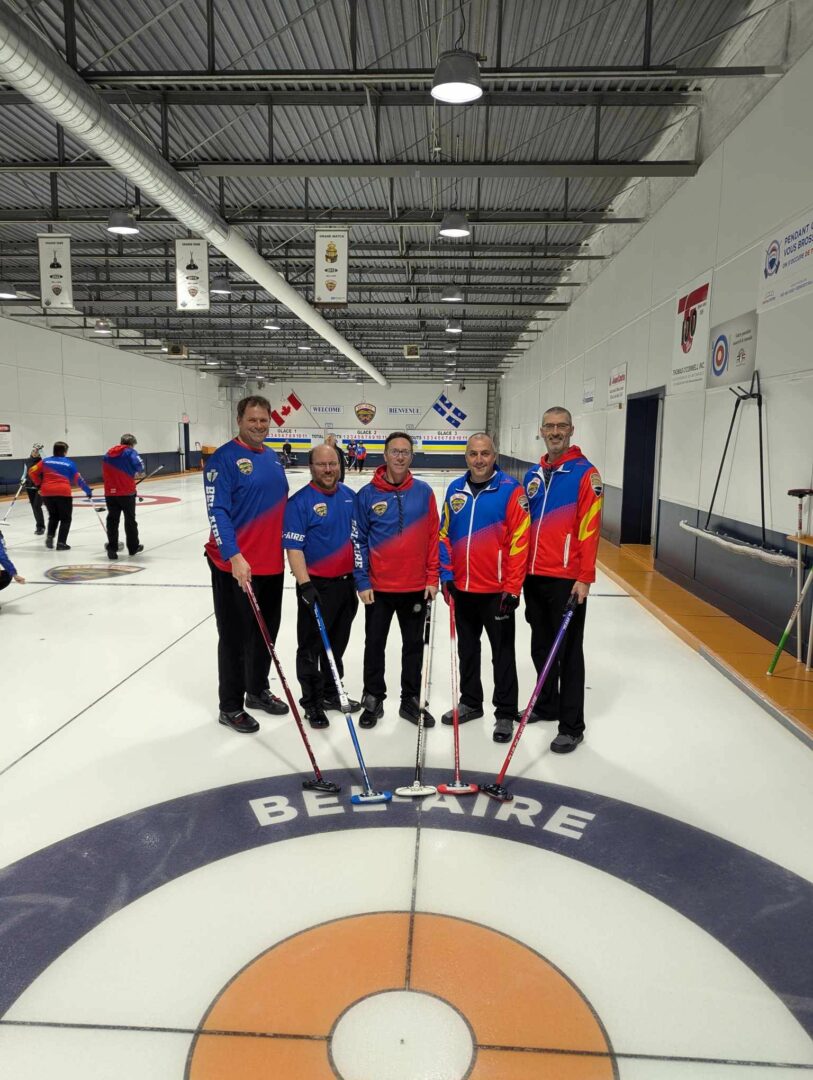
[597, 540, 813, 741]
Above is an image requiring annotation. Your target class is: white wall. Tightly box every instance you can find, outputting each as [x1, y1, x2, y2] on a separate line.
[0, 318, 231, 457]
[499, 42, 813, 537]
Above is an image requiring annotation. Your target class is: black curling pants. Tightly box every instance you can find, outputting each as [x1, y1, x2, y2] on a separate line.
[296, 574, 358, 708]
[106, 494, 140, 554]
[43, 495, 72, 545]
[208, 558, 284, 714]
[362, 590, 426, 702]
[454, 590, 519, 720]
[523, 575, 587, 737]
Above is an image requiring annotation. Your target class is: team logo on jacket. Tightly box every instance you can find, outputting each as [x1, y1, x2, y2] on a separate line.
[527, 478, 541, 499]
[314, 502, 327, 517]
[372, 500, 388, 516]
[450, 493, 468, 514]
[518, 494, 529, 512]
[206, 469, 218, 483]
[236, 458, 253, 476]
[355, 402, 376, 425]
[589, 471, 603, 496]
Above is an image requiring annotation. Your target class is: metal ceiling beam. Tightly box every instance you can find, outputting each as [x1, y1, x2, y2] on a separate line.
[0, 89, 701, 107]
[0, 244, 602, 260]
[199, 162, 696, 180]
[3, 297, 563, 311]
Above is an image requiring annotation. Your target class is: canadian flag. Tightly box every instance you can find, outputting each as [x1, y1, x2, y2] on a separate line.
[270, 391, 303, 428]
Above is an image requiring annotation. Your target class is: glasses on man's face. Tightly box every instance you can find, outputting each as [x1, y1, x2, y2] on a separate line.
[542, 422, 570, 433]
[388, 448, 411, 457]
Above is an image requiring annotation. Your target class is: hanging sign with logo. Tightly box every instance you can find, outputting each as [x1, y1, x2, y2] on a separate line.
[37, 234, 74, 310]
[707, 311, 757, 388]
[175, 238, 210, 311]
[314, 228, 349, 304]
[670, 275, 711, 393]
[757, 207, 813, 311]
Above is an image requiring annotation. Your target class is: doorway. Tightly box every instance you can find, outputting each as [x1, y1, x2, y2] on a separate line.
[620, 388, 663, 548]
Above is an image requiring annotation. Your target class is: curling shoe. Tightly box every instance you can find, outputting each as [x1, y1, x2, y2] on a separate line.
[129, 544, 144, 556]
[492, 715, 515, 743]
[245, 690, 289, 715]
[106, 544, 118, 560]
[45, 536, 54, 549]
[56, 542, 71, 550]
[35, 526, 45, 536]
[324, 695, 361, 713]
[399, 696, 435, 727]
[441, 703, 484, 726]
[219, 710, 260, 734]
[305, 706, 330, 729]
[358, 694, 384, 729]
[550, 732, 584, 754]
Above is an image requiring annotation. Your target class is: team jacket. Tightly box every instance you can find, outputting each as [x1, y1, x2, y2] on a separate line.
[283, 481, 356, 577]
[102, 444, 145, 496]
[204, 438, 289, 574]
[524, 445, 603, 583]
[439, 468, 530, 595]
[0, 531, 16, 577]
[353, 465, 439, 593]
[28, 456, 92, 499]
[355, 444, 367, 460]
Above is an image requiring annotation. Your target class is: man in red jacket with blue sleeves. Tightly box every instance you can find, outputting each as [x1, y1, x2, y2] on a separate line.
[205, 395, 290, 734]
[439, 433, 530, 743]
[353, 431, 439, 729]
[523, 406, 603, 754]
[102, 433, 145, 559]
[283, 442, 360, 729]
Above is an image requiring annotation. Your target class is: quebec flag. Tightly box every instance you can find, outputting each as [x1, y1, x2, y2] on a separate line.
[431, 393, 468, 428]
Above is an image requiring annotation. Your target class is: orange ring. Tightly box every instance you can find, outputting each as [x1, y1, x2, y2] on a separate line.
[187, 913, 614, 1079]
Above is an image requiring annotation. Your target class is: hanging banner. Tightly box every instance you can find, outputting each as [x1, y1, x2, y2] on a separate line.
[38, 234, 74, 310]
[314, 228, 349, 304]
[670, 275, 711, 393]
[175, 238, 209, 311]
[608, 364, 627, 406]
[707, 311, 758, 389]
[757, 207, 813, 312]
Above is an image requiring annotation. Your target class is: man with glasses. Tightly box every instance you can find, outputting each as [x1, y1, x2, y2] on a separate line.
[439, 433, 531, 743]
[523, 407, 603, 754]
[283, 442, 359, 728]
[353, 431, 439, 729]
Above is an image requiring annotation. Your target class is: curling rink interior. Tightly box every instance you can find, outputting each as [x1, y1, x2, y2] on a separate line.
[0, 466, 811, 1079]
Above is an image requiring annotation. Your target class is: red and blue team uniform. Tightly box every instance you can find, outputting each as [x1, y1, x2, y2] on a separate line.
[204, 438, 288, 573]
[353, 465, 439, 592]
[439, 468, 530, 594]
[102, 445, 145, 496]
[0, 531, 17, 578]
[283, 481, 356, 577]
[28, 455, 92, 498]
[523, 445, 603, 582]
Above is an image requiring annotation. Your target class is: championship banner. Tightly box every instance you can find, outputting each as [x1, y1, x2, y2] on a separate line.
[175, 238, 209, 311]
[670, 275, 711, 393]
[38, 234, 74, 310]
[707, 311, 757, 389]
[314, 228, 349, 304]
[758, 207, 813, 312]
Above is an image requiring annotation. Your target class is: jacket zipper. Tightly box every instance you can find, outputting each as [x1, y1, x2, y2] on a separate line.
[497, 549, 503, 583]
[464, 488, 479, 590]
[530, 468, 552, 571]
[563, 534, 571, 568]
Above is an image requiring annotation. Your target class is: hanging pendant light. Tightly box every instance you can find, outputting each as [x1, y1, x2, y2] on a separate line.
[210, 274, 232, 295]
[445, 319, 463, 335]
[106, 209, 139, 235]
[431, 50, 483, 104]
[439, 210, 470, 238]
[440, 282, 465, 302]
[94, 318, 112, 334]
[0, 281, 18, 299]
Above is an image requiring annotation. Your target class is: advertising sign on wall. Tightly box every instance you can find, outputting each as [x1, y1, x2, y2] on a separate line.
[37, 234, 74, 310]
[582, 377, 596, 410]
[175, 238, 210, 311]
[758, 207, 813, 311]
[671, 275, 711, 392]
[707, 311, 758, 389]
[314, 228, 349, 304]
[608, 363, 627, 406]
[0, 423, 12, 458]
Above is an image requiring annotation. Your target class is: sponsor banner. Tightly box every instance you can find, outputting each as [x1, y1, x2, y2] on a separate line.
[707, 311, 758, 389]
[175, 238, 209, 311]
[314, 228, 349, 304]
[758, 207, 813, 311]
[38, 234, 74, 310]
[608, 363, 627, 406]
[0, 423, 12, 458]
[264, 429, 472, 456]
[582, 377, 596, 410]
[671, 275, 712, 393]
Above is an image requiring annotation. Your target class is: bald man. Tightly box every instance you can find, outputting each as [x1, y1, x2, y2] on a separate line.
[439, 433, 530, 743]
[283, 443, 360, 727]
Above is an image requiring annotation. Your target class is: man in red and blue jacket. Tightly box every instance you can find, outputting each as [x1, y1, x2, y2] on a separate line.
[102, 433, 145, 559]
[28, 441, 92, 550]
[283, 442, 359, 728]
[523, 406, 603, 754]
[439, 433, 530, 742]
[353, 431, 439, 728]
[205, 395, 290, 734]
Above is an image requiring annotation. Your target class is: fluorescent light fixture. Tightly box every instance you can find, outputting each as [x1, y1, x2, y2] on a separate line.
[263, 318, 281, 330]
[94, 318, 112, 334]
[161, 343, 169, 352]
[323, 357, 335, 363]
[440, 282, 465, 302]
[298, 344, 311, 351]
[205, 360, 218, 366]
[107, 209, 139, 235]
[431, 49, 483, 105]
[210, 275, 232, 295]
[439, 210, 470, 238]
[445, 319, 463, 335]
[0, 281, 17, 299]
